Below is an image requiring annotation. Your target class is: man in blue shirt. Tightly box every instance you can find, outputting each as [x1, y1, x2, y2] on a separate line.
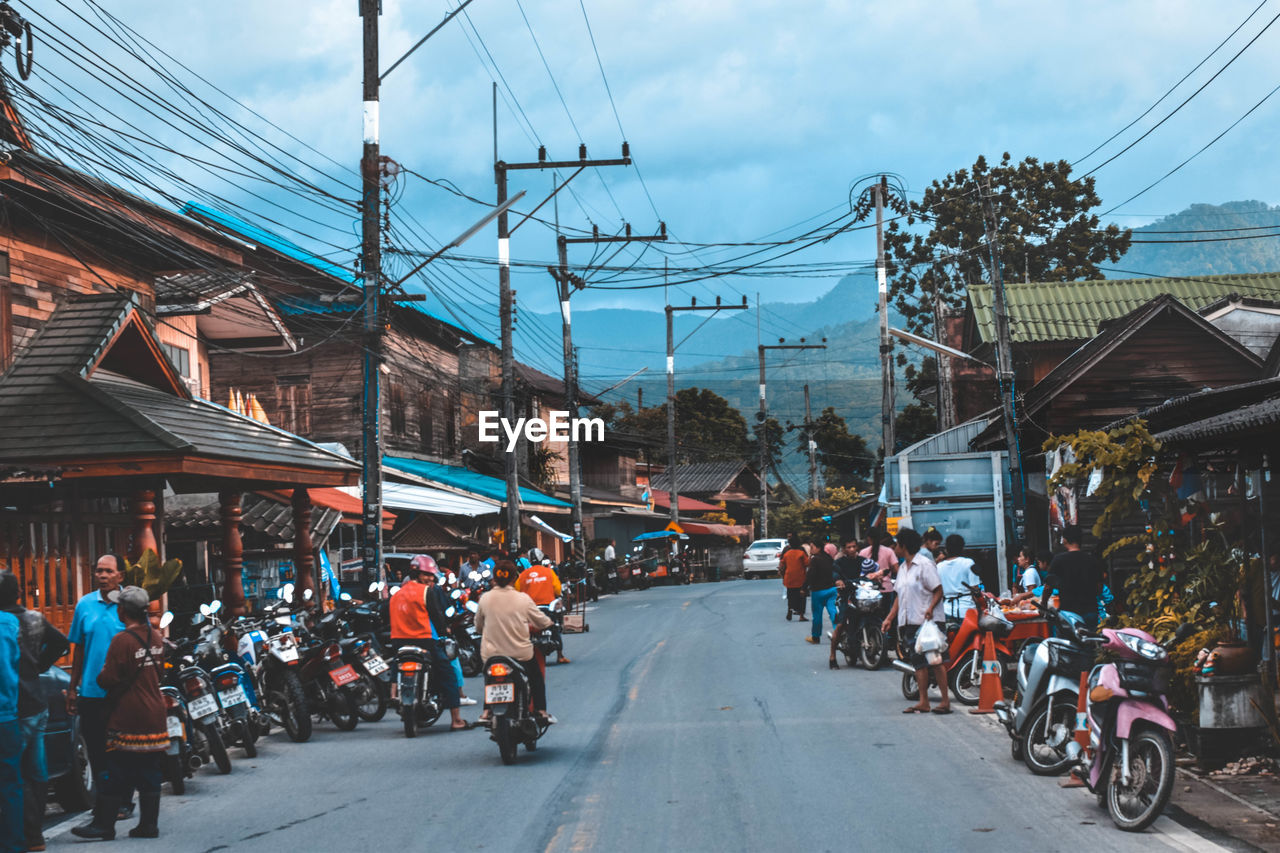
[68, 554, 127, 807]
[0, 605, 23, 853]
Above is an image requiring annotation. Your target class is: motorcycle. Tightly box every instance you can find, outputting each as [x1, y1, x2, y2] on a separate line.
[445, 591, 483, 678]
[164, 637, 232, 776]
[237, 586, 311, 742]
[483, 655, 551, 765]
[156, 613, 194, 795]
[593, 555, 619, 594]
[534, 600, 565, 659]
[1064, 625, 1180, 832]
[993, 602, 1094, 775]
[294, 606, 361, 733]
[191, 600, 265, 757]
[839, 579, 897, 670]
[394, 640, 455, 738]
[314, 599, 389, 724]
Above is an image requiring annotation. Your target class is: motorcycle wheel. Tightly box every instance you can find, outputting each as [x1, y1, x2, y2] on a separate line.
[402, 704, 418, 738]
[329, 689, 360, 731]
[274, 670, 312, 743]
[901, 671, 919, 701]
[163, 753, 185, 795]
[859, 625, 883, 671]
[495, 715, 518, 765]
[206, 725, 232, 775]
[1010, 737, 1024, 761]
[1021, 695, 1077, 776]
[949, 654, 982, 706]
[54, 731, 95, 812]
[461, 648, 482, 679]
[239, 721, 258, 758]
[354, 675, 387, 722]
[1106, 729, 1174, 832]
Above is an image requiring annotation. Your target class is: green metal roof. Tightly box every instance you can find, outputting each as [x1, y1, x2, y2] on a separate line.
[967, 272, 1280, 345]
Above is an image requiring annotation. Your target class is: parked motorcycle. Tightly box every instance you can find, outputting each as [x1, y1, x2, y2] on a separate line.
[237, 586, 311, 742]
[191, 600, 265, 757]
[483, 655, 551, 765]
[164, 637, 232, 776]
[294, 610, 361, 733]
[314, 601, 389, 724]
[1064, 625, 1180, 832]
[994, 602, 1094, 775]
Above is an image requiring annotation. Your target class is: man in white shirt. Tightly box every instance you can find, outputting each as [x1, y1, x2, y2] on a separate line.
[937, 534, 982, 620]
[882, 527, 950, 715]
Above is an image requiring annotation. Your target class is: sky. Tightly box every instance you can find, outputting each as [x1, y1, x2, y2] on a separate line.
[18, 0, 1280, 370]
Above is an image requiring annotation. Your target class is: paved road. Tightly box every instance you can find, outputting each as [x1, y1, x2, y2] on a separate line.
[47, 581, 1239, 852]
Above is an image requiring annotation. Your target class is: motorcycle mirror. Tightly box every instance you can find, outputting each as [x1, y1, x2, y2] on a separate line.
[159, 611, 174, 630]
[199, 602, 211, 617]
[303, 588, 314, 601]
[451, 589, 462, 600]
[389, 585, 401, 596]
[445, 606, 456, 618]
[209, 600, 222, 614]
[339, 592, 352, 602]
[482, 569, 491, 578]
[368, 582, 380, 593]
[465, 601, 479, 614]
[191, 612, 206, 625]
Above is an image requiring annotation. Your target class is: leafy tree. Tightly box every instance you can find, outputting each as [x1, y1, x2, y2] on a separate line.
[753, 416, 785, 470]
[894, 404, 937, 452]
[804, 407, 872, 490]
[768, 486, 866, 544]
[588, 387, 751, 464]
[884, 153, 1131, 337]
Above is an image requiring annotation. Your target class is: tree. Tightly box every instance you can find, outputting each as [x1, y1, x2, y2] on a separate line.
[883, 153, 1132, 338]
[768, 486, 866, 544]
[805, 407, 872, 491]
[894, 404, 936, 452]
[589, 387, 751, 464]
[754, 416, 785, 470]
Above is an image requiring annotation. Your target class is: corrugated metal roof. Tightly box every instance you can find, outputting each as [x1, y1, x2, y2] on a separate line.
[894, 416, 993, 459]
[649, 461, 752, 496]
[968, 272, 1280, 344]
[384, 455, 569, 509]
[1156, 396, 1280, 447]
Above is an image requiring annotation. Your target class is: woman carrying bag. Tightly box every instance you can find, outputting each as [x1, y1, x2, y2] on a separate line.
[71, 587, 167, 841]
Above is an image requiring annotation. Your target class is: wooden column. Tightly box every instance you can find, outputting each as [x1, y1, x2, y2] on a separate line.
[131, 489, 159, 559]
[292, 489, 317, 608]
[219, 491, 246, 615]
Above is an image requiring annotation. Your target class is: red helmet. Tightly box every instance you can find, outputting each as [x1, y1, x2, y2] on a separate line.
[410, 555, 439, 577]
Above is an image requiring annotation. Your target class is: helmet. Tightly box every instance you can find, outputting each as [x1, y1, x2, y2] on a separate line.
[410, 555, 439, 577]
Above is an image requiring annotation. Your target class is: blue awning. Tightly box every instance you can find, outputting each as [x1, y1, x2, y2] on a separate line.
[384, 456, 569, 511]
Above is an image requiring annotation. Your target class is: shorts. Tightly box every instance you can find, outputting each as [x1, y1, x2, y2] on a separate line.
[901, 622, 946, 671]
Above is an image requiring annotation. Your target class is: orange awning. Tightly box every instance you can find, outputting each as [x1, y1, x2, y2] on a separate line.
[678, 521, 751, 538]
[260, 488, 395, 530]
[648, 489, 722, 513]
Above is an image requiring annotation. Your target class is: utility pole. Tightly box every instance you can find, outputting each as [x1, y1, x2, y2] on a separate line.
[555, 223, 666, 562]
[496, 138, 632, 551]
[666, 297, 748, 529]
[804, 384, 818, 501]
[875, 175, 895, 463]
[758, 339, 826, 535]
[980, 180, 1027, 548]
[358, 0, 383, 587]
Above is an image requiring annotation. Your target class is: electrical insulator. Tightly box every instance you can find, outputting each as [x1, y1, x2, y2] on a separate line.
[691, 297, 696, 307]
[715, 295, 721, 306]
[538, 145, 546, 162]
[625, 222, 631, 237]
[622, 141, 629, 158]
[578, 143, 587, 160]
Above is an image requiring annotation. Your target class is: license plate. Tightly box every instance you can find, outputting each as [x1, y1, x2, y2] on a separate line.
[609, 573, 617, 579]
[363, 655, 389, 675]
[485, 683, 514, 704]
[188, 694, 219, 721]
[218, 686, 247, 708]
[273, 641, 299, 663]
[166, 716, 184, 739]
[329, 664, 360, 687]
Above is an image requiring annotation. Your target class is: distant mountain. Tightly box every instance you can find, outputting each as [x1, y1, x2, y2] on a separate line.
[1114, 200, 1280, 278]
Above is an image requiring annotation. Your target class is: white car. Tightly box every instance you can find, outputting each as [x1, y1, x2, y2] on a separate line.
[742, 538, 787, 579]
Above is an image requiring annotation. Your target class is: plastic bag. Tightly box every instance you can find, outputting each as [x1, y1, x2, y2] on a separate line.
[914, 620, 948, 655]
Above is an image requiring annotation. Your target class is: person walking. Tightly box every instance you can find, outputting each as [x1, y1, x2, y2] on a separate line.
[71, 587, 166, 841]
[806, 544, 839, 645]
[0, 572, 68, 852]
[882, 527, 950, 715]
[67, 554, 128, 816]
[779, 535, 809, 622]
[0, 599, 22, 853]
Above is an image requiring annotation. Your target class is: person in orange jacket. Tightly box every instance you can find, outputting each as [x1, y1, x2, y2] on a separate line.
[516, 562, 569, 664]
[779, 534, 809, 622]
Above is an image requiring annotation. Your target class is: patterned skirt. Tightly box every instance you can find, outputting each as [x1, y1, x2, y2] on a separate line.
[106, 729, 170, 753]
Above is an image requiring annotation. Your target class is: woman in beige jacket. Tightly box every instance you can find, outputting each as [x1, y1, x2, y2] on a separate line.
[475, 561, 554, 723]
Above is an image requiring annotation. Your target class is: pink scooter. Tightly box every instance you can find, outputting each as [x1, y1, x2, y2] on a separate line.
[1066, 626, 1178, 832]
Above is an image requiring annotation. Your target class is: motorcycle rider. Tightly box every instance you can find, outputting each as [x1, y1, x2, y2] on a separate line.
[828, 540, 880, 669]
[475, 561, 555, 726]
[515, 561, 570, 664]
[388, 559, 471, 732]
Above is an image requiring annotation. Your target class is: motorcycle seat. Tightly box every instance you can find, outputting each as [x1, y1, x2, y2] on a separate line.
[978, 614, 1014, 637]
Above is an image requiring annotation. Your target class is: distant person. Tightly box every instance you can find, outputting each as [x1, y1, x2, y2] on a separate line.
[859, 529, 897, 591]
[922, 528, 944, 560]
[779, 535, 809, 621]
[516, 561, 570, 664]
[937, 535, 982, 620]
[1043, 525, 1104, 630]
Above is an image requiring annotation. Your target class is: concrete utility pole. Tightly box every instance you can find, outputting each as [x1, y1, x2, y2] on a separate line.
[556, 222, 666, 561]
[804, 384, 818, 501]
[757, 339, 826, 535]
[496, 138, 632, 550]
[666, 297, 748, 528]
[358, 0, 383, 586]
[980, 179, 1027, 548]
[875, 176, 895, 462]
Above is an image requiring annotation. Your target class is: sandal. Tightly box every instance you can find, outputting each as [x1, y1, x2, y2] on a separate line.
[451, 721, 474, 731]
[931, 706, 953, 715]
[828, 658, 839, 670]
[903, 706, 929, 714]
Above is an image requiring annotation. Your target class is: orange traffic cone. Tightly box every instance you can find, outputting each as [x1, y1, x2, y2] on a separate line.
[1060, 672, 1091, 788]
[968, 631, 1002, 714]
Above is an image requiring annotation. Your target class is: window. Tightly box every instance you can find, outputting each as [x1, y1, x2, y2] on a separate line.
[276, 375, 312, 435]
[160, 342, 190, 378]
[444, 392, 457, 453]
[388, 382, 406, 435]
[0, 280, 9, 373]
[418, 390, 434, 453]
